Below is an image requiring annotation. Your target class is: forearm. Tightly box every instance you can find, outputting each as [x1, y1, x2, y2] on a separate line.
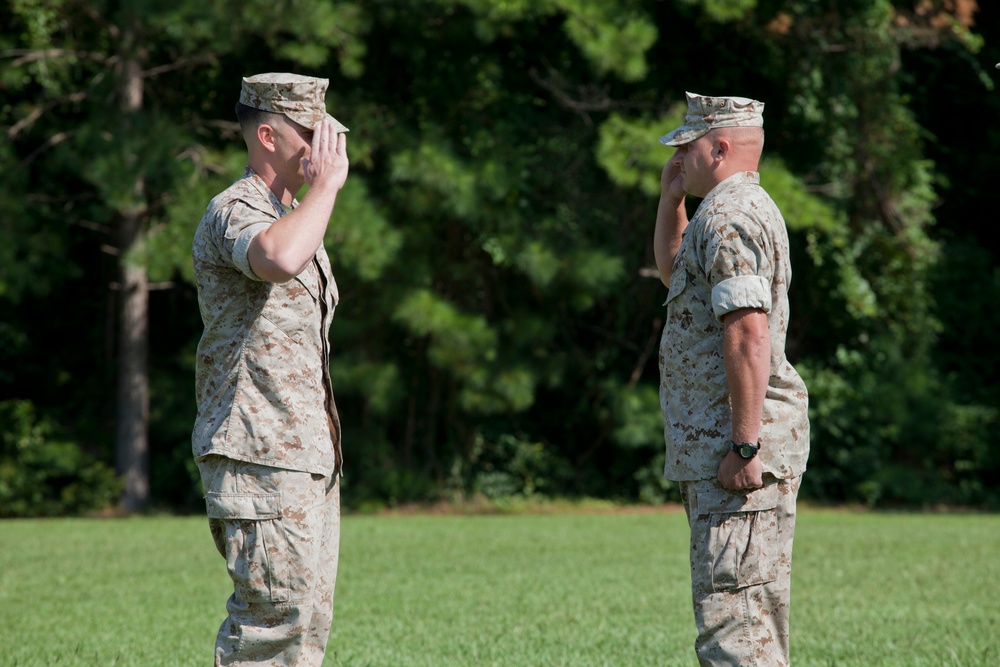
[653, 195, 688, 287]
[722, 308, 770, 444]
[249, 182, 339, 282]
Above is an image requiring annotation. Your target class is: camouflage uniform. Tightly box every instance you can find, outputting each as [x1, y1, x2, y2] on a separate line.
[192, 72, 347, 667]
[679, 475, 800, 667]
[197, 456, 340, 666]
[193, 166, 342, 477]
[657, 93, 809, 666]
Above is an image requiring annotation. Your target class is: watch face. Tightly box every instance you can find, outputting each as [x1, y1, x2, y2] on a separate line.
[739, 444, 756, 458]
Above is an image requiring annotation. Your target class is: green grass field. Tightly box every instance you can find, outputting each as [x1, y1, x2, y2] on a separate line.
[1, 507, 997, 666]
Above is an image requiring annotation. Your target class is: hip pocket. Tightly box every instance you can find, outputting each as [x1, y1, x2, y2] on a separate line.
[693, 481, 781, 592]
[206, 491, 300, 603]
[708, 506, 779, 591]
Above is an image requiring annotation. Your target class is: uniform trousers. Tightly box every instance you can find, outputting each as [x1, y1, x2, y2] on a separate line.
[198, 455, 341, 667]
[679, 474, 801, 667]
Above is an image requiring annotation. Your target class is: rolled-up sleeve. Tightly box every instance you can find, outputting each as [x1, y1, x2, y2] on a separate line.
[231, 222, 270, 280]
[220, 201, 273, 281]
[712, 275, 771, 319]
[704, 211, 773, 320]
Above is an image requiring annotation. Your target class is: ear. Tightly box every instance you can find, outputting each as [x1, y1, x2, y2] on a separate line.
[256, 123, 278, 153]
[714, 138, 731, 162]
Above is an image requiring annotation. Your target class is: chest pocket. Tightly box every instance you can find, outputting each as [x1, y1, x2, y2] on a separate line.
[665, 263, 688, 306]
[662, 255, 722, 357]
[259, 264, 321, 343]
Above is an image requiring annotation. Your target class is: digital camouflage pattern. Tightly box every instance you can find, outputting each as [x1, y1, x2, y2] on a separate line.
[239, 72, 349, 133]
[660, 92, 765, 147]
[192, 166, 342, 477]
[680, 475, 801, 667]
[198, 455, 341, 667]
[658, 170, 809, 482]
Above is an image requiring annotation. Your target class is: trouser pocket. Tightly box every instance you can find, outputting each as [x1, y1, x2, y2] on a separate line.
[688, 481, 781, 593]
[205, 491, 298, 603]
[708, 506, 779, 590]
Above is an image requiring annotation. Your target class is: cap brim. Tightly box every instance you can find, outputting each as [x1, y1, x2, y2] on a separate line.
[285, 110, 349, 133]
[659, 124, 710, 146]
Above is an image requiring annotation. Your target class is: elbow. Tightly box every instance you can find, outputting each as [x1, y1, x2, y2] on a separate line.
[659, 267, 671, 288]
[256, 256, 305, 283]
[256, 267, 298, 284]
[249, 236, 308, 283]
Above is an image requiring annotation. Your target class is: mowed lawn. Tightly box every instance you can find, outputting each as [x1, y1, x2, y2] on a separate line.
[1, 507, 997, 666]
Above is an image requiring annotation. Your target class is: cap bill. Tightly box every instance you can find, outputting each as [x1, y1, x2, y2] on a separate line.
[285, 109, 350, 133]
[659, 123, 710, 146]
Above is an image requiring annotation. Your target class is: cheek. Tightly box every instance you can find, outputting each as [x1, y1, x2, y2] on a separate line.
[290, 142, 308, 162]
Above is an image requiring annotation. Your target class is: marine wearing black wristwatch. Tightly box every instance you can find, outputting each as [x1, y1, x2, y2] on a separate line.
[731, 441, 761, 459]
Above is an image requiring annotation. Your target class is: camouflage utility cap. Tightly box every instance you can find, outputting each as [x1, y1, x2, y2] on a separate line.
[240, 72, 349, 132]
[660, 92, 763, 146]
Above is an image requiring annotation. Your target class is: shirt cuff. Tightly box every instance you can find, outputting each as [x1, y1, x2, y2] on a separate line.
[712, 275, 771, 320]
[232, 222, 271, 281]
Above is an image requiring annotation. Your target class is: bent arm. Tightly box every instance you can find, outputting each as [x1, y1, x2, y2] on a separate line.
[249, 123, 349, 283]
[653, 156, 688, 287]
[249, 180, 341, 282]
[654, 196, 688, 287]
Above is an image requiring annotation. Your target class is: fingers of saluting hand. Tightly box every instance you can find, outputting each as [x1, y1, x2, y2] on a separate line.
[661, 157, 683, 198]
[311, 120, 333, 159]
[313, 120, 348, 163]
[336, 129, 348, 157]
[302, 120, 350, 191]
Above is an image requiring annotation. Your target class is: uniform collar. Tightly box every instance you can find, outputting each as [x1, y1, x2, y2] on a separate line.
[242, 165, 299, 215]
[701, 170, 759, 204]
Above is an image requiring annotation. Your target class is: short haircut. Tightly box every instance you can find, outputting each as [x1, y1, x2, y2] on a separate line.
[710, 125, 765, 155]
[235, 102, 285, 135]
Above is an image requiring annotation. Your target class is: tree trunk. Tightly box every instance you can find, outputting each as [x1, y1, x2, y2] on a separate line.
[116, 246, 149, 511]
[115, 51, 150, 512]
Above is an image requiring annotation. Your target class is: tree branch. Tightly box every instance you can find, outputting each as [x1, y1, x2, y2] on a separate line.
[7, 91, 87, 139]
[529, 63, 614, 124]
[143, 53, 217, 78]
[70, 0, 122, 40]
[628, 318, 661, 388]
[19, 130, 73, 165]
[1, 48, 116, 67]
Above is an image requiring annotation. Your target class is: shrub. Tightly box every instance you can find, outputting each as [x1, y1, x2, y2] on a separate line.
[0, 400, 121, 517]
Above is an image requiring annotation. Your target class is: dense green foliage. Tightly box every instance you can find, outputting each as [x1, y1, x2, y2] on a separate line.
[0, 400, 120, 517]
[1, 0, 998, 514]
[1, 511, 998, 665]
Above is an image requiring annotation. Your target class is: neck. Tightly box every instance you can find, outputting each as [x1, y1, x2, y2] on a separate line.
[696, 167, 755, 199]
[714, 163, 757, 185]
[248, 156, 301, 206]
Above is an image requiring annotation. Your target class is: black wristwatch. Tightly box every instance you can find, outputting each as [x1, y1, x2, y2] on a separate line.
[731, 441, 761, 459]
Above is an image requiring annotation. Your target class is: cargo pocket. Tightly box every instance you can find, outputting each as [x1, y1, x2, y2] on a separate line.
[699, 483, 781, 592]
[205, 492, 295, 604]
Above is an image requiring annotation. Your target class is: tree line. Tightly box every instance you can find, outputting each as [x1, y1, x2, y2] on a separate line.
[1, 0, 998, 516]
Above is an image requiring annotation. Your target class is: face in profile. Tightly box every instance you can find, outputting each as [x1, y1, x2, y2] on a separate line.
[671, 133, 717, 199]
[272, 117, 315, 182]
